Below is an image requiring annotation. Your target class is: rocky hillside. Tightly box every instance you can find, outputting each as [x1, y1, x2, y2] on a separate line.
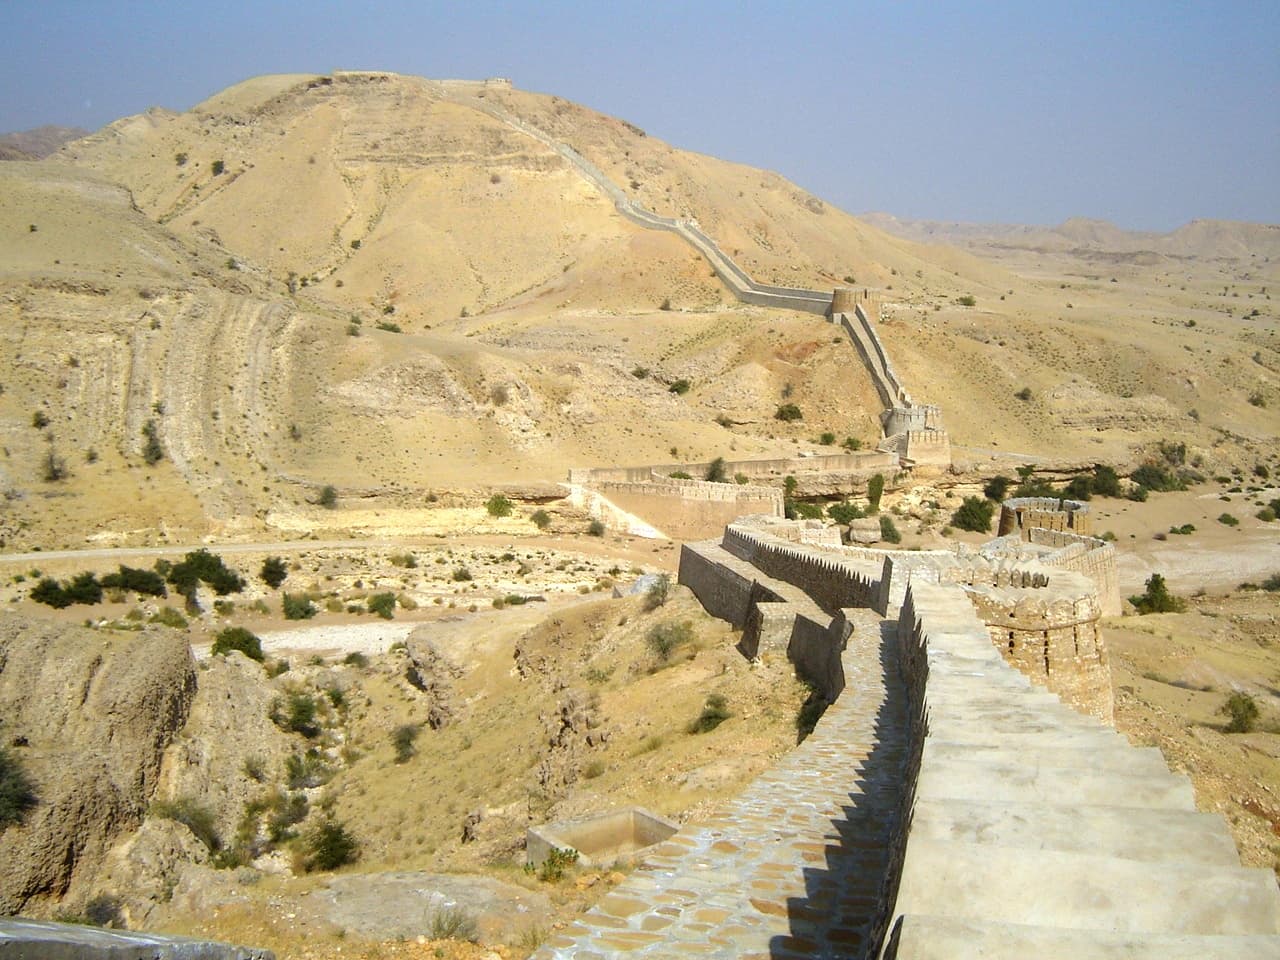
[0, 71, 1273, 550]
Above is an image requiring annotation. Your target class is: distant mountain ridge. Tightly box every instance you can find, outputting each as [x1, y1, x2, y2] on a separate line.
[862, 212, 1280, 261]
[0, 124, 89, 160]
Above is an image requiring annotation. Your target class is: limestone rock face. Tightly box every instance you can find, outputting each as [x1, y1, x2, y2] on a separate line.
[92, 816, 210, 927]
[0, 617, 196, 913]
[155, 651, 294, 843]
[403, 631, 461, 729]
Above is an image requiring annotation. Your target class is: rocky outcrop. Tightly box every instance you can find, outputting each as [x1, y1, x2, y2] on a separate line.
[403, 632, 460, 730]
[0, 617, 196, 914]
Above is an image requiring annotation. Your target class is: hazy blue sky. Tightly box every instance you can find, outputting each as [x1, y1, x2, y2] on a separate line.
[4, 1, 1277, 230]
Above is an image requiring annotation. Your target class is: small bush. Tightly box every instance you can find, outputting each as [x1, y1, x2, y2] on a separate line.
[451, 567, 472, 582]
[704, 457, 728, 482]
[1221, 692, 1259, 733]
[1092, 464, 1122, 498]
[788, 501, 824, 520]
[318, 485, 337, 509]
[688, 693, 731, 733]
[983, 476, 1012, 501]
[795, 685, 827, 742]
[952, 497, 994, 533]
[152, 797, 220, 851]
[485, 494, 514, 518]
[210, 159, 225, 176]
[260, 557, 288, 589]
[1218, 513, 1239, 527]
[428, 907, 479, 942]
[1129, 573, 1185, 614]
[537, 846, 579, 882]
[669, 471, 692, 480]
[644, 573, 671, 610]
[631, 366, 649, 379]
[31, 572, 102, 608]
[774, 403, 803, 422]
[212, 627, 264, 662]
[1169, 523, 1196, 535]
[149, 606, 188, 628]
[168, 549, 244, 598]
[101, 565, 167, 597]
[0, 747, 38, 829]
[956, 294, 976, 307]
[342, 651, 368, 668]
[142, 419, 163, 466]
[1062, 475, 1093, 501]
[879, 514, 902, 544]
[304, 817, 358, 871]
[281, 692, 319, 737]
[282, 593, 317, 620]
[1132, 463, 1186, 493]
[828, 501, 864, 524]
[818, 431, 836, 445]
[531, 508, 551, 530]
[647, 620, 693, 661]
[367, 592, 396, 620]
[668, 379, 690, 395]
[587, 519, 606, 536]
[391, 724, 420, 763]
[867, 474, 885, 512]
[42, 447, 68, 482]
[31, 410, 49, 429]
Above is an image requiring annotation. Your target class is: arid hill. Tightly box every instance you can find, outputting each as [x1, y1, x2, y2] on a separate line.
[0, 124, 88, 160]
[0, 71, 1274, 550]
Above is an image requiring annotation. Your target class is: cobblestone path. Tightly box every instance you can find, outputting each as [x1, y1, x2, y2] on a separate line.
[536, 606, 909, 959]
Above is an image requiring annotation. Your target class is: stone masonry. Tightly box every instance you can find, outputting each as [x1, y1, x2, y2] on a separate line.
[532, 509, 1280, 958]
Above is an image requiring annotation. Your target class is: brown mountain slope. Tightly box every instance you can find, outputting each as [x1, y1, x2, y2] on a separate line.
[0, 71, 1273, 548]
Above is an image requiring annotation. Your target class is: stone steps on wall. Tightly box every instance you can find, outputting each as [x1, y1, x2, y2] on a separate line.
[893, 840, 1280, 935]
[887, 916, 1280, 960]
[921, 740, 1171, 774]
[916, 759, 1197, 809]
[908, 797, 1242, 866]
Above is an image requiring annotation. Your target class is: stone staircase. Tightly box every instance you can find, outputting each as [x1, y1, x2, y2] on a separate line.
[534, 608, 909, 959]
[886, 581, 1280, 959]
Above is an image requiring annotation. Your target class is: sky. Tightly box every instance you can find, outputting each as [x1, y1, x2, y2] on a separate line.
[3, 1, 1277, 231]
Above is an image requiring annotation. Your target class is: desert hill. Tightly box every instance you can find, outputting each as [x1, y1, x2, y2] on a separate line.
[0, 70, 1272, 549]
[0, 124, 88, 160]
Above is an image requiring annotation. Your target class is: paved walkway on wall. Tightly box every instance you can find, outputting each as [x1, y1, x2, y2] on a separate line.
[886, 581, 1280, 959]
[535, 607, 906, 959]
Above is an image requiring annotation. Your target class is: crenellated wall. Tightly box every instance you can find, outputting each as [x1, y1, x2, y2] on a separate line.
[1025, 527, 1122, 617]
[587, 476, 782, 541]
[998, 497, 1092, 538]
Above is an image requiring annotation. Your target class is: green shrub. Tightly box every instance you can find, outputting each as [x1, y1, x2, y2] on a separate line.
[367, 592, 396, 620]
[149, 606, 188, 628]
[284, 751, 330, 789]
[1129, 573, 1185, 614]
[956, 294, 976, 307]
[644, 573, 671, 611]
[1258, 508, 1277, 522]
[342, 651, 368, 668]
[1092, 464, 1122, 498]
[1015, 386, 1032, 401]
[587, 519, 606, 536]
[451, 567, 472, 582]
[788, 501, 824, 520]
[1132, 463, 1187, 493]
[1221, 692, 1259, 733]
[280, 692, 319, 737]
[647, 620, 693, 661]
[142, 419, 163, 466]
[774, 403, 803, 422]
[688, 694, 730, 733]
[952, 497, 994, 533]
[1218, 513, 1239, 527]
[428, 907, 479, 942]
[704, 457, 728, 483]
[260, 556, 288, 589]
[151, 797, 220, 851]
[983, 476, 1011, 502]
[631, 366, 648, 379]
[879, 514, 902, 544]
[304, 817, 358, 871]
[391, 724, 420, 763]
[867, 474, 885, 512]
[168, 549, 244, 597]
[828, 501, 864, 524]
[668, 379, 690, 395]
[1062, 475, 1093, 501]
[101, 565, 167, 597]
[211, 159, 225, 176]
[0, 747, 38, 829]
[531, 508, 552, 529]
[282, 593, 317, 620]
[30, 572, 102, 608]
[212, 627, 264, 662]
[818, 432, 836, 445]
[1261, 573, 1280, 592]
[668, 471, 692, 480]
[318, 485, 338, 509]
[536, 846, 579, 882]
[486, 494, 514, 517]
[31, 410, 49, 429]
[1169, 523, 1196, 535]
[841, 436, 862, 451]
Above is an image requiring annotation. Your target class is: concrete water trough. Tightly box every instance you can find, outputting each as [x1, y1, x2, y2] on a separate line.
[526, 807, 678, 868]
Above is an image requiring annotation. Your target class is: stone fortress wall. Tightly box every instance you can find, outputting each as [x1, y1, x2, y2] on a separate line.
[535, 510, 1280, 958]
